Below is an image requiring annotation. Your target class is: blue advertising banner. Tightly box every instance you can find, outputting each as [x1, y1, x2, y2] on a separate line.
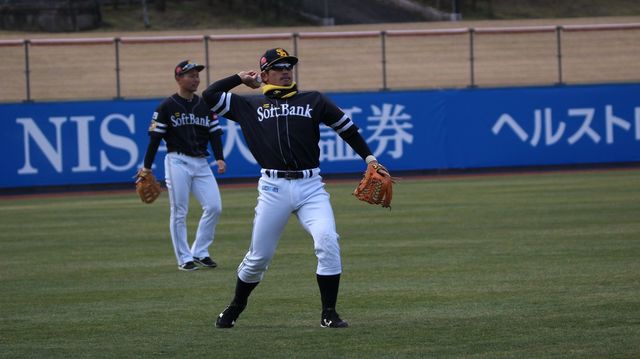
[1, 83, 639, 189]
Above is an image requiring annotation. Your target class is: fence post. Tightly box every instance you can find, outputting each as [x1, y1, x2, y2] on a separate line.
[204, 35, 210, 85]
[468, 28, 476, 88]
[556, 26, 564, 85]
[23, 39, 32, 102]
[381, 30, 388, 91]
[293, 32, 299, 86]
[114, 37, 122, 99]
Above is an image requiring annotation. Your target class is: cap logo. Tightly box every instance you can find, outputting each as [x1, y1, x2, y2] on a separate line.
[181, 62, 196, 72]
[276, 48, 288, 57]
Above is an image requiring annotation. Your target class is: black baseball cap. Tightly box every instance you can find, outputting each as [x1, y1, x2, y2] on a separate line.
[259, 48, 298, 71]
[174, 60, 204, 76]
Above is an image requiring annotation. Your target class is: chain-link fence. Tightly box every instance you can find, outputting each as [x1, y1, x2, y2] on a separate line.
[1, 22, 639, 102]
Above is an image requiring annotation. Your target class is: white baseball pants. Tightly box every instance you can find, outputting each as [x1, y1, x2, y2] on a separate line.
[237, 169, 342, 283]
[165, 152, 222, 265]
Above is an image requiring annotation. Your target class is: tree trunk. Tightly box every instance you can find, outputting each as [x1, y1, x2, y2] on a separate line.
[142, 0, 150, 28]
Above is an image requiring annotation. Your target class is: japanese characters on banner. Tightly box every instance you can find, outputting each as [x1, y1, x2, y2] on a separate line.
[1, 83, 638, 189]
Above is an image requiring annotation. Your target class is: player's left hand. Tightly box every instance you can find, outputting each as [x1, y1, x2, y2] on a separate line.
[134, 168, 163, 204]
[216, 159, 227, 174]
[353, 162, 395, 208]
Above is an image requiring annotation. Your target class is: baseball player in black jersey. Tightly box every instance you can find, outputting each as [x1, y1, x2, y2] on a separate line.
[202, 48, 386, 328]
[141, 60, 226, 271]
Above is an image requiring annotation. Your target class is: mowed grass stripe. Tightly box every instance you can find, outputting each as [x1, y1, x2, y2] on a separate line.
[0, 169, 638, 358]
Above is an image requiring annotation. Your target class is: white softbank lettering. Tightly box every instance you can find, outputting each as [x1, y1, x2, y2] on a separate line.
[171, 113, 209, 127]
[17, 113, 138, 175]
[257, 104, 313, 121]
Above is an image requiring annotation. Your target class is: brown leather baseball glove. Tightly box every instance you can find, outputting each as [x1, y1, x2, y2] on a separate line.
[353, 162, 394, 208]
[134, 168, 162, 204]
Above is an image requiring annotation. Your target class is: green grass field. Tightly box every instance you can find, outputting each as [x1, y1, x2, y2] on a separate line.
[1, 170, 639, 358]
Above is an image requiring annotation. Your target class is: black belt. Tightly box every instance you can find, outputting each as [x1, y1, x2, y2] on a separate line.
[265, 169, 313, 180]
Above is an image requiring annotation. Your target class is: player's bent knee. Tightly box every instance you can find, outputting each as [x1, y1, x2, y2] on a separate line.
[314, 233, 342, 273]
[170, 212, 188, 223]
[202, 204, 222, 217]
[313, 232, 340, 251]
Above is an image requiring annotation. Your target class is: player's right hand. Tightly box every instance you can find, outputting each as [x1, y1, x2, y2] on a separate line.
[238, 70, 261, 89]
[216, 159, 227, 174]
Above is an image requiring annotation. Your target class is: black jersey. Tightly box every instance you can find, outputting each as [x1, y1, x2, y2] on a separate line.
[144, 93, 223, 168]
[202, 75, 371, 170]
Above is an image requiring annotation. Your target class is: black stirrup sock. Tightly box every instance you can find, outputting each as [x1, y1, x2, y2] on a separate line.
[316, 273, 341, 310]
[232, 277, 259, 307]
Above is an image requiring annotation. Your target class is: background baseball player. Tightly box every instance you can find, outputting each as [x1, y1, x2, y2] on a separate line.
[140, 60, 226, 271]
[202, 48, 389, 328]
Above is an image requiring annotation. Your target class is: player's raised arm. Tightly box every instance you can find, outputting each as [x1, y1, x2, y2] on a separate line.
[202, 70, 261, 103]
